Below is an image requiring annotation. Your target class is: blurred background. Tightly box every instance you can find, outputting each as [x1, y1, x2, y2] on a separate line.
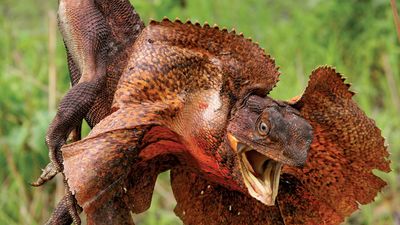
[0, 0, 399, 224]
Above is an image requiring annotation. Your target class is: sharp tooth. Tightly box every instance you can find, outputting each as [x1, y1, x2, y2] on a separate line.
[227, 133, 238, 152]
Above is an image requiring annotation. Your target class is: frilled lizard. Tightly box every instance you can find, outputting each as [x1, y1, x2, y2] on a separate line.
[35, 1, 390, 225]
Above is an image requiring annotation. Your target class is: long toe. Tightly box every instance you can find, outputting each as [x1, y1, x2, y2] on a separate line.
[31, 162, 59, 187]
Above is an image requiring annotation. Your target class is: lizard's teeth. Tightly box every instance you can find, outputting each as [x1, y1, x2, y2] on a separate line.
[227, 133, 238, 152]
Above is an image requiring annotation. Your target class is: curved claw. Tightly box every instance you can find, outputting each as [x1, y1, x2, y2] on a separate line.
[31, 162, 59, 187]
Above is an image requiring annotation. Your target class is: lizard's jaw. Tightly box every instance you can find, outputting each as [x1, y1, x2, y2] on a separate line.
[228, 134, 282, 206]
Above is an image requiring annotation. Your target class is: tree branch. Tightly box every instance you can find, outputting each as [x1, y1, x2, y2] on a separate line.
[390, 0, 400, 43]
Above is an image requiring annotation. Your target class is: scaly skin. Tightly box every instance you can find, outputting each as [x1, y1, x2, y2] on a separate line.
[33, 0, 144, 186]
[58, 19, 281, 224]
[60, 98, 311, 224]
[55, 20, 389, 224]
[37, 2, 390, 224]
[34, 1, 144, 224]
[170, 67, 391, 225]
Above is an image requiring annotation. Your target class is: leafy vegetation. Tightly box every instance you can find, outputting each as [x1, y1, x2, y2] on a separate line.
[0, 0, 398, 224]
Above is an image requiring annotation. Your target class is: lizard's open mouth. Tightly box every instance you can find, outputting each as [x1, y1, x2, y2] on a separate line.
[228, 134, 282, 205]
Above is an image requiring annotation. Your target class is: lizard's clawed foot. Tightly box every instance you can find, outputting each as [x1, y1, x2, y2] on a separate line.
[31, 162, 59, 187]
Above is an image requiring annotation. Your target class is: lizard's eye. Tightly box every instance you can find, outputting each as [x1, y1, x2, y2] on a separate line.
[258, 121, 269, 136]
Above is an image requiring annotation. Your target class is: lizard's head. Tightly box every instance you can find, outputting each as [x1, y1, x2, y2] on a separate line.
[226, 95, 313, 205]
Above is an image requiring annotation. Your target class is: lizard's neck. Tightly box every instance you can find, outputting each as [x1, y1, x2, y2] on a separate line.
[137, 89, 244, 192]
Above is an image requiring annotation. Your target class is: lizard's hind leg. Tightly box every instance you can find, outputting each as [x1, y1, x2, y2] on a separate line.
[35, 0, 110, 180]
[34, 81, 102, 225]
[47, 80, 104, 172]
[37, 1, 110, 224]
[58, 0, 110, 84]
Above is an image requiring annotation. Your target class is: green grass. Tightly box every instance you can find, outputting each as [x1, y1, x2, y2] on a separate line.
[0, 0, 399, 224]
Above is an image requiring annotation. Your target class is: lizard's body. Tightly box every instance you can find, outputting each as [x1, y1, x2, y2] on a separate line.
[35, 1, 390, 225]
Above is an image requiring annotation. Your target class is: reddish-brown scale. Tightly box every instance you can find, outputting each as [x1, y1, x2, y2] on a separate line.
[38, 1, 145, 224]
[41, 2, 389, 223]
[64, 18, 278, 194]
[169, 67, 390, 225]
[171, 168, 286, 225]
[57, 17, 390, 224]
[58, 19, 282, 224]
[279, 67, 390, 224]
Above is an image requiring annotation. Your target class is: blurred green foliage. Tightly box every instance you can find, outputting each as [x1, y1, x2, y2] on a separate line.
[0, 0, 399, 224]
